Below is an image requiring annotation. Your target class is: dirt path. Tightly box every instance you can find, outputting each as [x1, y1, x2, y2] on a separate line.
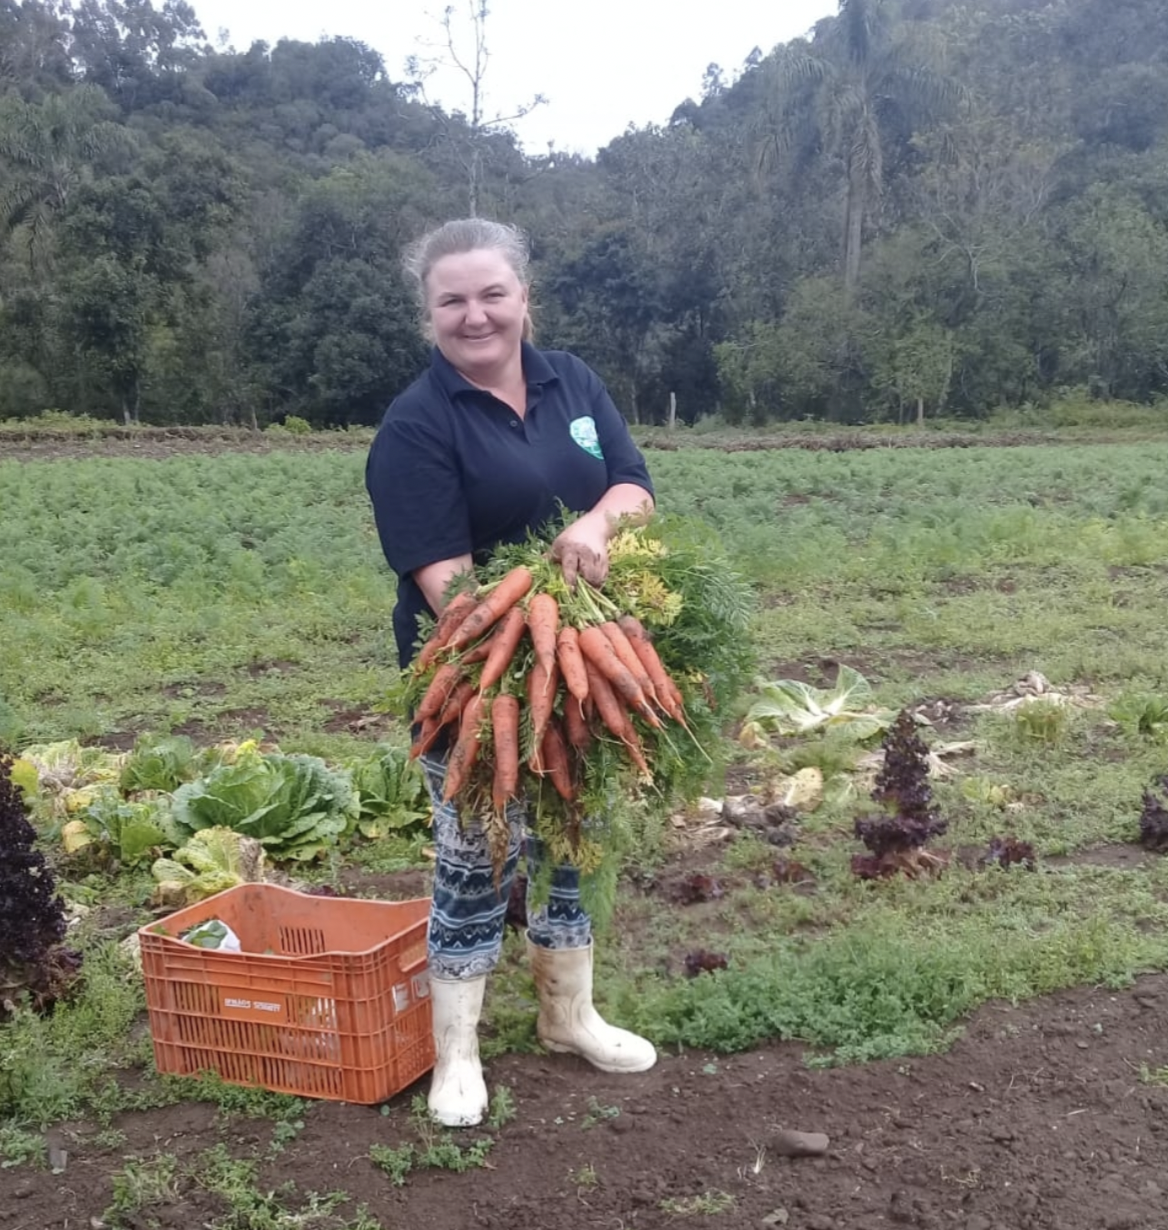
[3, 426, 1147, 463]
[6, 973, 1165, 1230]
[0, 429, 366, 461]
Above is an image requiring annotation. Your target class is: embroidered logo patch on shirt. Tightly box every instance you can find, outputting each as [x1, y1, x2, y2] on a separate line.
[569, 416, 604, 460]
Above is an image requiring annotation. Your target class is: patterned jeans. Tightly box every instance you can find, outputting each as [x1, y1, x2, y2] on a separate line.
[419, 755, 592, 979]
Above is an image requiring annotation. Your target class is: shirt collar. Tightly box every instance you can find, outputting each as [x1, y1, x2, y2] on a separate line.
[430, 342, 559, 399]
[521, 342, 558, 387]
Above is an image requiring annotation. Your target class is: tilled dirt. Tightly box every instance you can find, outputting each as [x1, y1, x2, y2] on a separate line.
[0, 426, 1136, 464]
[4, 974, 1165, 1230]
[0, 429, 360, 461]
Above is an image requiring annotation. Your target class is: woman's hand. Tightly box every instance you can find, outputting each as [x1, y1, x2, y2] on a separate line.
[551, 485, 653, 589]
[550, 517, 609, 589]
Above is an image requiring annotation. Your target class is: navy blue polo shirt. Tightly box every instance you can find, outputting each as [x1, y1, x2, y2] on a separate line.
[366, 342, 654, 667]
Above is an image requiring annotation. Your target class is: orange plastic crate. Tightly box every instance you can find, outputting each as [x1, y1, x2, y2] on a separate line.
[138, 883, 434, 1105]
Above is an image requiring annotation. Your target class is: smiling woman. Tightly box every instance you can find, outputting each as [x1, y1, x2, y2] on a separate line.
[364, 216, 657, 1128]
[373, 218, 655, 649]
[425, 249, 532, 392]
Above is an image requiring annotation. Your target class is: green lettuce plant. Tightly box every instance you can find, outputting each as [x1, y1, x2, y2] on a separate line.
[119, 734, 204, 794]
[64, 789, 171, 867]
[740, 665, 895, 744]
[346, 746, 429, 838]
[168, 743, 359, 862]
[151, 827, 266, 907]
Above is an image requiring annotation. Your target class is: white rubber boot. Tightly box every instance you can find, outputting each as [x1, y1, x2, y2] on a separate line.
[528, 938, 657, 1073]
[427, 975, 489, 1127]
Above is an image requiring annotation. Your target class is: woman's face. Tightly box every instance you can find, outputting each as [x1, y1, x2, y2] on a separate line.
[425, 248, 528, 381]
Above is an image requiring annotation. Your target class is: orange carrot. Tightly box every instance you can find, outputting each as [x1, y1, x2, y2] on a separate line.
[411, 724, 444, 761]
[414, 591, 478, 672]
[562, 695, 592, 750]
[617, 615, 684, 721]
[409, 715, 439, 760]
[477, 605, 528, 694]
[526, 659, 559, 756]
[538, 717, 576, 801]
[583, 660, 652, 778]
[445, 566, 534, 653]
[415, 662, 464, 722]
[601, 620, 659, 706]
[615, 613, 649, 642]
[437, 679, 476, 724]
[526, 593, 560, 681]
[442, 693, 485, 802]
[459, 636, 493, 666]
[584, 658, 625, 727]
[556, 626, 590, 703]
[620, 726, 652, 779]
[413, 716, 453, 761]
[578, 625, 662, 728]
[412, 680, 476, 759]
[491, 693, 521, 812]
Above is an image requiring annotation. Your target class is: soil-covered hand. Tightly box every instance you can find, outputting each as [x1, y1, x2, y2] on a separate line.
[550, 520, 609, 589]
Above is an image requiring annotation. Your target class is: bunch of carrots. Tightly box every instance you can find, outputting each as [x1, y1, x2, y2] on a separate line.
[406, 562, 694, 821]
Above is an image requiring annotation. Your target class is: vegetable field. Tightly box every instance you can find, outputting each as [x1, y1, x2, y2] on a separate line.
[2, 434, 1168, 1230]
[6, 440, 1168, 750]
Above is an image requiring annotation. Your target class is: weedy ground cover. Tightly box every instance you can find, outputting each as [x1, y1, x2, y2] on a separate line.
[2, 438, 1168, 1225]
[4, 442, 1168, 748]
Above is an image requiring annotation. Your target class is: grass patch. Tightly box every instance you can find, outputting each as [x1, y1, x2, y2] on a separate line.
[0, 943, 151, 1126]
[107, 1153, 182, 1221]
[368, 1089, 515, 1186]
[0, 1123, 45, 1169]
[103, 1141, 379, 1230]
[659, 1189, 737, 1216]
[0, 941, 314, 1131]
[628, 883, 1166, 1062]
[571, 1161, 600, 1190]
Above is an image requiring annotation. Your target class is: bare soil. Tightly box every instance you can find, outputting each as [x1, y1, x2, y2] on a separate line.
[5, 840, 1166, 1230]
[4, 971, 1166, 1230]
[0, 425, 1144, 464]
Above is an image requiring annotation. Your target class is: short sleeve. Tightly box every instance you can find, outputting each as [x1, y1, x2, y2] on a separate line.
[365, 412, 473, 578]
[583, 366, 655, 497]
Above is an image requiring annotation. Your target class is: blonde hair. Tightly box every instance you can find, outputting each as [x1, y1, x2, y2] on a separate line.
[403, 218, 534, 341]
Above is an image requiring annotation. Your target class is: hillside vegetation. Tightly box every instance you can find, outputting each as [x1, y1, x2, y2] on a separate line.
[3, 0, 1168, 426]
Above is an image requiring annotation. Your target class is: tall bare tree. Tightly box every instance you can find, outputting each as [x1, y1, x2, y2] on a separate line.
[406, 2, 543, 215]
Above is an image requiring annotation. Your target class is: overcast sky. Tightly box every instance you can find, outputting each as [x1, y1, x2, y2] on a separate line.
[189, 0, 838, 155]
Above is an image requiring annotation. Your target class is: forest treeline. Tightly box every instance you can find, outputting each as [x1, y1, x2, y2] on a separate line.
[2, 0, 1168, 427]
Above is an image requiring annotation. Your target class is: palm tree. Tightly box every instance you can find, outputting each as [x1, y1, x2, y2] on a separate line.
[761, 0, 959, 295]
[0, 85, 130, 271]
